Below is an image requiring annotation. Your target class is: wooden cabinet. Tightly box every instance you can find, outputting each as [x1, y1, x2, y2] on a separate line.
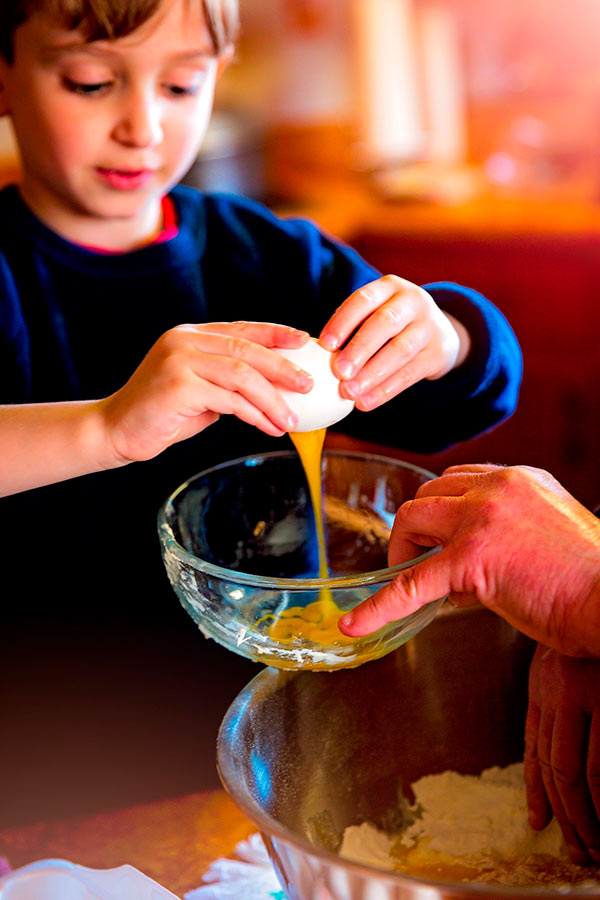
[349, 226, 600, 508]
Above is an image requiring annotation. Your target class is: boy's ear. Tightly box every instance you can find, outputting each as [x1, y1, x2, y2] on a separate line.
[217, 43, 235, 78]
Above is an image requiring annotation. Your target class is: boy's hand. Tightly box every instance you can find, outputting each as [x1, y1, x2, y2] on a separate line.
[100, 322, 311, 464]
[319, 275, 470, 410]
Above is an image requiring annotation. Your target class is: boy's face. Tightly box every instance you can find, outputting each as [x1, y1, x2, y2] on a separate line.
[0, 0, 227, 248]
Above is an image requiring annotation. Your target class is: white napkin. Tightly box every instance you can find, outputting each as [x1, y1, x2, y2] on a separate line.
[185, 833, 285, 900]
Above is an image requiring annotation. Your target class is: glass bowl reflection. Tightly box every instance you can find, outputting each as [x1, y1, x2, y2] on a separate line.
[157, 450, 445, 671]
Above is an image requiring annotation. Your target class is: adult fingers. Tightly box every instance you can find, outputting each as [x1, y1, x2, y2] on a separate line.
[524, 699, 553, 830]
[587, 708, 600, 853]
[442, 463, 504, 475]
[392, 495, 464, 547]
[414, 469, 501, 500]
[338, 552, 449, 636]
[537, 703, 591, 865]
[552, 700, 600, 861]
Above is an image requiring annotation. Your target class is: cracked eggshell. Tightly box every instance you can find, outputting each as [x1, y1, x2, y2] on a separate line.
[275, 338, 355, 432]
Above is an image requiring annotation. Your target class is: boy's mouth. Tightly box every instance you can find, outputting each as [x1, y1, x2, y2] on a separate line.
[96, 167, 155, 190]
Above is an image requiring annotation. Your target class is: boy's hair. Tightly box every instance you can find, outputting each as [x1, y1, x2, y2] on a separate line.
[0, 0, 239, 63]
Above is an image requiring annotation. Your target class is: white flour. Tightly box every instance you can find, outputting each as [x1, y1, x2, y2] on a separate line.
[340, 762, 600, 886]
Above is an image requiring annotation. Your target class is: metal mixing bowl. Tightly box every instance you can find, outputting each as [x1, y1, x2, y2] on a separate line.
[217, 607, 598, 899]
[158, 450, 444, 671]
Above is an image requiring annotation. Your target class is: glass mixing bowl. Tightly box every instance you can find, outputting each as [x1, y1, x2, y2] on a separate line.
[157, 449, 445, 670]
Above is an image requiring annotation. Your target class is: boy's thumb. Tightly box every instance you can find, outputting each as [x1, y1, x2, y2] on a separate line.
[338, 555, 448, 637]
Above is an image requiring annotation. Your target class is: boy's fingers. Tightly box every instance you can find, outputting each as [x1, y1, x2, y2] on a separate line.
[193, 321, 310, 348]
[338, 555, 449, 636]
[192, 379, 287, 436]
[341, 321, 424, 399]
[190, 355, 298, 432]
[351, 352, 427, 409]
[333, 295, 420, 381]
[188, 333, 313, 393]
[319, 277, 399, 352]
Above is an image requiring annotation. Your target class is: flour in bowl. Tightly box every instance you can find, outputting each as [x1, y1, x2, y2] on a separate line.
[339, 762, 600, 887]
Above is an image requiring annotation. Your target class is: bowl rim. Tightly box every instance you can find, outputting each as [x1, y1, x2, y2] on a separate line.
[157, 448, 439, 589]
[217, 659, 598, 898]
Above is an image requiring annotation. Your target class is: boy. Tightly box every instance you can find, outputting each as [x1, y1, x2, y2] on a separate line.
[0, 0, 521, 822]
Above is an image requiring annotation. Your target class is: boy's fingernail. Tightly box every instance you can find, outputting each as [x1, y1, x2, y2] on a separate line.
[296, 372, 313, 391]
[343, 381, 362, 399]
[339, 612, 354, 628]
[320, 333, 339, 350]
[286, 414, 298, 430]
[358, 394, 376, 410]
[336, 359, 355, 379]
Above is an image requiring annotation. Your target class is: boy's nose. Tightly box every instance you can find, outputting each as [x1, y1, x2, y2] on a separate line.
[113, 90, 163, 148]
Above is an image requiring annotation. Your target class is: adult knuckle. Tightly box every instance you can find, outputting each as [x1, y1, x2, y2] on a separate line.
[552, 766, 581, 790]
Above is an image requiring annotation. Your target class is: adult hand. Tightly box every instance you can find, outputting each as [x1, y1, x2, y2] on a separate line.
[526, 644, 600, 865]
[319, 275, 470, 411]
[339, 464, 600, 657]
[101, 321, 311, 463]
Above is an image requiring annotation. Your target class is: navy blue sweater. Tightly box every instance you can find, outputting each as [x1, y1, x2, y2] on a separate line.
[0, 184, 521, 631]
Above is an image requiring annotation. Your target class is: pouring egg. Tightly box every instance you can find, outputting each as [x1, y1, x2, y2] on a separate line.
[269, 337, 356, 649]
[275, 338, 355, 432]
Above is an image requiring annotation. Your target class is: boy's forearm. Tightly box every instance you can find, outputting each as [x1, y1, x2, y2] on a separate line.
[0, 401, 125, 497]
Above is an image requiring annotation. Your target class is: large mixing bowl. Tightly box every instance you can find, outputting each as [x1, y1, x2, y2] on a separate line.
[217, 607, 596, 899]
[158, 450, 444, 670]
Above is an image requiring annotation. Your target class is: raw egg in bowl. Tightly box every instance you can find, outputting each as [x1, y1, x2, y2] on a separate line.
[158, 450, 445, 671]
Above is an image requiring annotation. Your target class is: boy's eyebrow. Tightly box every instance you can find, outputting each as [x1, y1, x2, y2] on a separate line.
[39, 42, 216, 63]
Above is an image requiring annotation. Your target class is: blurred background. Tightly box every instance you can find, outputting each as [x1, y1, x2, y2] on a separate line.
[202, 0, 600, 510]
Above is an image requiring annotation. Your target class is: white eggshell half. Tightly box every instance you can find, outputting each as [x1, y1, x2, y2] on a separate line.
[275, 339, 355, 432]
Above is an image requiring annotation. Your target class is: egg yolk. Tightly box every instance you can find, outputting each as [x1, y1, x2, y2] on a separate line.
[258, 427, 353, 647]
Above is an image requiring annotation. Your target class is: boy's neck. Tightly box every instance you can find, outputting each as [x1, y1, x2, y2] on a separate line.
[17, 182, 165, 252]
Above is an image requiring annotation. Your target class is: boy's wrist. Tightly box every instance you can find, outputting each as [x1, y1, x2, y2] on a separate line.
[90, 398, 132, 471]
[445, 313, 471, 370]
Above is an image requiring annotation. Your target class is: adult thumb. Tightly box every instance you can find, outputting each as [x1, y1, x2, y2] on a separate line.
[338, 553, 449, 637]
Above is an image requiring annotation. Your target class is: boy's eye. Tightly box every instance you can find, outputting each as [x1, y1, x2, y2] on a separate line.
[63, 77, 112, 95]
[165, 83, 199, 96]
